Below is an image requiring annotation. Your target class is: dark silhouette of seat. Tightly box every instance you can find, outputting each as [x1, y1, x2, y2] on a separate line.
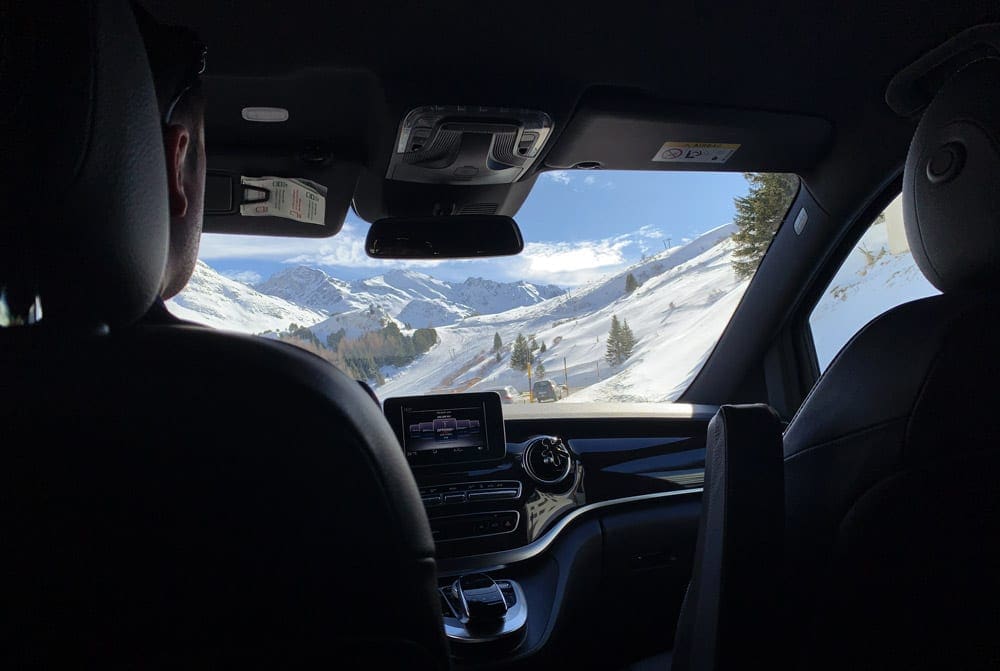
[781, 58, 1000, 670]
[0, 2, 448, 667]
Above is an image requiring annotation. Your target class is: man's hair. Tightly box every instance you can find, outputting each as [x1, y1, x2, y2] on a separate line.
[131, 2, 205, 132]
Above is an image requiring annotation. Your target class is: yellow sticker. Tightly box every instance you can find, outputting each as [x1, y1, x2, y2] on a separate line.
[652, 141, 740, 164]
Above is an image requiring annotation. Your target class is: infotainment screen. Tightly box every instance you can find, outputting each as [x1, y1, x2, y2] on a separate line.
[382, 392, 506, 467]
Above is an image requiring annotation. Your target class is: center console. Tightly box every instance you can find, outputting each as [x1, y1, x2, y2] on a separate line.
[382, 391, 584, 658]
[382, 393, 583, 557]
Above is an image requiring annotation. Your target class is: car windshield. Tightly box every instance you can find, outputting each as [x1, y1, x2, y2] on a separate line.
[170, 170, 797, 403]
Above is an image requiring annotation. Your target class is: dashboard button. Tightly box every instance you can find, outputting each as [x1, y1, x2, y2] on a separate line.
[443, 493, 467, 504]
[422, 494, 442, 506]
[468, 488, 520, 501]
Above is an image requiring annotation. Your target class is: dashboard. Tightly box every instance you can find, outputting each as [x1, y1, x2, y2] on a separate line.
[383, 393, 712, 667]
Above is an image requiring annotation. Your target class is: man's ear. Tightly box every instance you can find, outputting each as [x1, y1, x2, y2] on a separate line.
[163, 124, 191, 218]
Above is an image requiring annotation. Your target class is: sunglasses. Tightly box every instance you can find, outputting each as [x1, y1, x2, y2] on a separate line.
[163, 41, 207, 126]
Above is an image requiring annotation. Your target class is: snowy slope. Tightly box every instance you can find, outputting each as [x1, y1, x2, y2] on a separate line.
[255, 267, 564, 327]
[809, 219, 938, 369]
[168, 261, 326, 333]
[377, 225, 748, 402]
[308, 305, 402, 342]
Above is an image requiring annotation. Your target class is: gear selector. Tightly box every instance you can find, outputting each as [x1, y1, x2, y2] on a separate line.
[454, 573, 508, 624]
[441, 573, 527, 649]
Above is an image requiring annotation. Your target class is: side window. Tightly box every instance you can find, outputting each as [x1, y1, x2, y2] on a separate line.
[808, 194, 940, 372]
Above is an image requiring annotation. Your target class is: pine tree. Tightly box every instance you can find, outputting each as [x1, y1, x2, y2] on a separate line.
[536, 361, 546, 378]
[495, 351, 502, 363]
[539, 341, 547, 353]
[731, 173, 800, 279]
[510, 333, 530, 371]
[605, 315, 624, 366]
[621, 319, 636, 359]
[493, 332, 502, 353]
[529, 335, 538, 352]
[625, 272, 639, 293]
[605, 314, 637, 366]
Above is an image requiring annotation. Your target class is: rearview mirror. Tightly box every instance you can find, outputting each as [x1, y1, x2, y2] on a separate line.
[365, 215, 524, 259]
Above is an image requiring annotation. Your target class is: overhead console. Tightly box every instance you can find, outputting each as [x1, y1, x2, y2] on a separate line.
[386, 106, 553, 185]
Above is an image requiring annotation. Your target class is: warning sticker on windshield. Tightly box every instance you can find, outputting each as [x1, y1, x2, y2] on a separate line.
[239, 176, 327, 225]
[652, 142, 740, 164]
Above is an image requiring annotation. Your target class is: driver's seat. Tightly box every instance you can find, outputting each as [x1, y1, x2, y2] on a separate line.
[0, 2, 448, 667]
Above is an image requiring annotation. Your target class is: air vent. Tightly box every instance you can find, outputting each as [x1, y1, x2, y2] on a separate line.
[523, 436, 573, 484]
[458, 202, 499, 215]
[490, 131, 522, 166]
[402, 129, 462, 168]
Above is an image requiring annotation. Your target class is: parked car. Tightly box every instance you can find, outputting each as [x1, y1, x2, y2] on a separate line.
[486, 386, 520, 404]
[532, 380, 562, 403]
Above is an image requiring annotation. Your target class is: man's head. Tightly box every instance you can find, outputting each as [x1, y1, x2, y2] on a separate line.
[134, 4, 207, 300]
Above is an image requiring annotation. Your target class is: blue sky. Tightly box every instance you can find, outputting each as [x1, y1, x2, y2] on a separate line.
[198, 170, 749, 288]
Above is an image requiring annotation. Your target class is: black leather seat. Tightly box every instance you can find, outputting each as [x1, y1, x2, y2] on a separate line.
[782, 58, 1000, 670]
[0, 2, 447, 668]
[640, 404, 783, 671]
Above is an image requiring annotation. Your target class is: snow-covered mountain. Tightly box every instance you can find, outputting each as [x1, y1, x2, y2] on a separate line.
[377, 224, 746, 402]
[253, 266, 355, 315]
[254, 267, 563, 328]
[167, 261, 326, 333]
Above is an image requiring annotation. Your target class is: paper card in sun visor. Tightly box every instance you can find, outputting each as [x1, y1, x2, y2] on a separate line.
[238, 177, 327, 225]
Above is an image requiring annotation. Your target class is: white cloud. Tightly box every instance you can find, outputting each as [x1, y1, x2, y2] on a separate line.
[197, 233, 328, 261]
[523, 238, 628, 272]
[280, 222, 373, 267]
[221, 269, 262, 285]
[540, 170, 572, 185]
[199, 221, 459, 272]
[539, 170, 618, 192]
[502, 224, 683, 285]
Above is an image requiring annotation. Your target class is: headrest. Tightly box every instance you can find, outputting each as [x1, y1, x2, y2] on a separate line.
[0, 1, 168, 327]
[903, 58, 1000, 293]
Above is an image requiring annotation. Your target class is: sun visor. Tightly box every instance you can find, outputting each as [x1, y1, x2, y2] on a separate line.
[544, 90, 832, 173]
[203, 149, 360, 238]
